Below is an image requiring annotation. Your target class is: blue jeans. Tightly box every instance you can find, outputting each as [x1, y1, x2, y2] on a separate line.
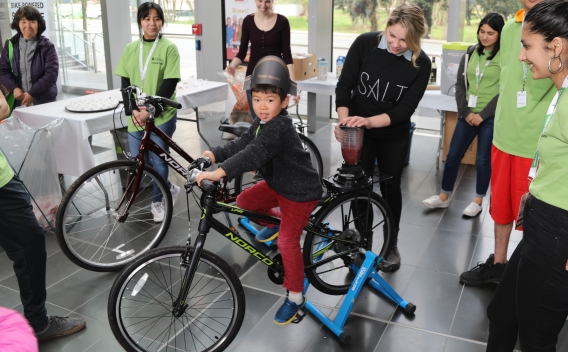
[128, 114, 177, 202]
[441, 116, 494, 197]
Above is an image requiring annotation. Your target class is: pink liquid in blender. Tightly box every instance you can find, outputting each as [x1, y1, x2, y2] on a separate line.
[341, 147, 361, 165]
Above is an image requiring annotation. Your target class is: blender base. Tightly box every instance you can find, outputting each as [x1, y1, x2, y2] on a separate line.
[323, 163, 372, 192]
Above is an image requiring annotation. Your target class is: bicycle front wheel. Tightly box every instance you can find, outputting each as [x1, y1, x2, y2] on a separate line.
[303, 191, 393, 295]
[55, 160, 173, 271]
[108, 246, 245, 352]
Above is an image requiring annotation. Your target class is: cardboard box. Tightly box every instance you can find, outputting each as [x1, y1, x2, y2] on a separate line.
[442, 111, 478, 165]
[293, 54, 317, 81]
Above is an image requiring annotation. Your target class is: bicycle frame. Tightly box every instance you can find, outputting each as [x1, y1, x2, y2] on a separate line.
[171, 188, 363, 316]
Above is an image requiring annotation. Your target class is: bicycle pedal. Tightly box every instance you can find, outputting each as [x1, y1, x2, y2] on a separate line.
[292, 308, 306, 324]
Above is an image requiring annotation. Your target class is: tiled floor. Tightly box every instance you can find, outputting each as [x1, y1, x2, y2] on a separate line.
[1, 104, 567, 352]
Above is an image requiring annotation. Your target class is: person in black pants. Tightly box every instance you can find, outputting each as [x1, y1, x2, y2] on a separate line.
[0, 92, 85, 342]
[486, 1, 568, 350]
[335, 4, 431, 272]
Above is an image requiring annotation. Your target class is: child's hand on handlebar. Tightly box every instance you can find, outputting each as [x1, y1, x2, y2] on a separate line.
[202, 151, 216, 164]
[196, 168, 226, 186]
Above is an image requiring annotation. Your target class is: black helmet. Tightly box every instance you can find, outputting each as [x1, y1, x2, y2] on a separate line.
[243, 56, 297, 96]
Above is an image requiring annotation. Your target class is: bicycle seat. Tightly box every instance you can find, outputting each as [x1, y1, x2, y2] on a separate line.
[218, 122, 250, 138]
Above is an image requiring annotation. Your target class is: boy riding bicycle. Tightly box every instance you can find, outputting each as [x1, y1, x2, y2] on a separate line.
[196, 56, 322, 325]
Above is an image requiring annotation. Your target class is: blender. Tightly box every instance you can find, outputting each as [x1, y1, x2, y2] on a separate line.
[324, 125, 371, 191]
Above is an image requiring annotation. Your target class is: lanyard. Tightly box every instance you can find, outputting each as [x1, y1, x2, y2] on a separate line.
[475, 54, 491, 92]
[520, 16, 528, 92]
[528, 75, 568, 179]
[139, 36, 160, 91]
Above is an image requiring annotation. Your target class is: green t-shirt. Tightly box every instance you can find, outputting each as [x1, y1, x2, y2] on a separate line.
[466, 49, 501, 113]
[493, 18, 556, 158]
[114, 37, 181, 132]
[529, 92, 568, 211]
[0, 150, 14, 188]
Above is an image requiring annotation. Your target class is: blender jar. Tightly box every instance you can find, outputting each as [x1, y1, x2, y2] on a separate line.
[339, 125, 364, 165]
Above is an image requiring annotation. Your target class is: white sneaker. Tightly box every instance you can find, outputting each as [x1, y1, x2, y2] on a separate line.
[463, 202, 482, 217]
[422, 195, 450, 209]
[151, 201, 165, 222]
[170, 184, 181, 206]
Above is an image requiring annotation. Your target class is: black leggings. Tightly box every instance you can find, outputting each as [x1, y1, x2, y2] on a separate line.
[360, 134, 409, 229]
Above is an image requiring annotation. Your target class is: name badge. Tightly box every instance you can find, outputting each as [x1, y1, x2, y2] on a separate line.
[517, 91, 527, 108]
[468, 95, 478, 108]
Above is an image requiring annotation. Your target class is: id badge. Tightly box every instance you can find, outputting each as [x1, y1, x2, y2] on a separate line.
[468, 95, 478, 108]
[517, 91, 527, 108]
[515, 192, 529, 230]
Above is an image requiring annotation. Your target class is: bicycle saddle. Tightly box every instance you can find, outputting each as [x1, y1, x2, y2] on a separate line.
[218, 122, 250, 138]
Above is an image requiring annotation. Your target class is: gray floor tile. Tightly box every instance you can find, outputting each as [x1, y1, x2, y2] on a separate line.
[400, 169, 429, 195]
[450, 284, 496, 342]
[444, 338, 487, 352]
[397, 223, 437, 267]
[417, 228, 477, 275]
[452, 176, 490, 205]
[375, 324, 447, 352]
[224, 286, 282, 352]
[401, 194, 446, 228]
[392, 268, 463, 334]
[0, 284, 22, 309]
[45, 270, 118, 311]
[73, 286, 111, 323]
[437, 199, 485, 235]
[303, 311, 387, 352]
[0, 252, 14, 282]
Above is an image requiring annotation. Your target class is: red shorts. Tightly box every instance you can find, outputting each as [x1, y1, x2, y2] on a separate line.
[489, 145, 533, 228]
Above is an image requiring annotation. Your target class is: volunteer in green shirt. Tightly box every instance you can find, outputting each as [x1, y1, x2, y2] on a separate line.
[423, 13, 504, 218]
[459, 0, 557, 287]
[486, 2, 568, 350]
[115, 2, 181, 223]
[0, 92, 86, 340]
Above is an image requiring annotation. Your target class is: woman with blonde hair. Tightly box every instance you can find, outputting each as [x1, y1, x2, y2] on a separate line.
[335, 4, 431, 272]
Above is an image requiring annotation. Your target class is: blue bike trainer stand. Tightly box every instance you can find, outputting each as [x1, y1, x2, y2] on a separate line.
[302, 250, 416, 343]
[238, 217, 274, 248]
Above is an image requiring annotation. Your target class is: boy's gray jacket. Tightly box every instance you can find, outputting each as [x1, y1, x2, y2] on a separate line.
[212, 113, 322, 202]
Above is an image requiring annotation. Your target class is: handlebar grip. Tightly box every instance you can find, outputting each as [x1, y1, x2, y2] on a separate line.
[200, 179, 217, 193]
[158, 97, 182, 109]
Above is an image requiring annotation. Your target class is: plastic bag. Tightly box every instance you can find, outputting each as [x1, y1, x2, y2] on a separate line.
[0, 117, 64, 229]
[218, 70, 250, 111]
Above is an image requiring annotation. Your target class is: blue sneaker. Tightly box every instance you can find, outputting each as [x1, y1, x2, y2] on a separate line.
[255, 226, 279, 243]
[274, 296, 305, 326]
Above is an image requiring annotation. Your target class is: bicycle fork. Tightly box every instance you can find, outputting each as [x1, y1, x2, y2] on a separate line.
[172, 195, 214, 317]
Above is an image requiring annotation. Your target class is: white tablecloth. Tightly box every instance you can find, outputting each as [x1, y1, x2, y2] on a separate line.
[12, 81, 236, 176]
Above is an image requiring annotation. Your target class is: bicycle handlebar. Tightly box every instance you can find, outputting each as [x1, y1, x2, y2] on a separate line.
[146, 96, 182, 110]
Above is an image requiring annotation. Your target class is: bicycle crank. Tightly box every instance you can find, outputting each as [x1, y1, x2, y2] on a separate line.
[267, 253, 285, 285]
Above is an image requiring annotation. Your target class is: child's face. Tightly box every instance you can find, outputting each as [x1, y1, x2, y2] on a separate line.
[252, 91, 289, 123]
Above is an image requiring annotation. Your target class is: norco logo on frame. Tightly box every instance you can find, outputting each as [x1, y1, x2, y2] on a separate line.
[224, 232, 274, 265]
[160, 153, 189, 177]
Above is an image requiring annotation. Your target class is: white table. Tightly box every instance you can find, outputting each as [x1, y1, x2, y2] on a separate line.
[297, 74, 458, 171]
[12, 81, 236, 176]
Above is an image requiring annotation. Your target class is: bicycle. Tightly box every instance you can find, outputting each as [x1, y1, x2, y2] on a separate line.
[54, 87, 324, 272]
[107, 155, 394, 352]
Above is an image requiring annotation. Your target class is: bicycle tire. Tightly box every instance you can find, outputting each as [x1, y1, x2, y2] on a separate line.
[233, 133, 323, 196]
[108, 246, 245, 352]
[55, 160, 173, 272]
[303, 191, 393, 295]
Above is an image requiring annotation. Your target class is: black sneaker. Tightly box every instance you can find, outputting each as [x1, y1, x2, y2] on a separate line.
[460, 254, 506, 285]
[35, 316, 86, 341]
[378, 245, 401, 272]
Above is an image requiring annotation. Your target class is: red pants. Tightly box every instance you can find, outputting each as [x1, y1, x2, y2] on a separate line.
[236, 181, 318, 293]
[489, 145, 532, 229]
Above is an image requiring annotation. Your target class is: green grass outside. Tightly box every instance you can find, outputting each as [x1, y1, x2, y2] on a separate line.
[288, 9, 484, 42]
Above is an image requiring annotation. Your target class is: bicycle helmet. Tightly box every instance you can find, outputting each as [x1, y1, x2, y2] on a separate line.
[243, 55, 297, 96]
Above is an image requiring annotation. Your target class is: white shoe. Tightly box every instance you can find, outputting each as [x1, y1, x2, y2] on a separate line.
[463, 202, 482, 217]
[151, 201, 165, 222]
[170, 184, 181, 206]
[422, 195, 450, 209]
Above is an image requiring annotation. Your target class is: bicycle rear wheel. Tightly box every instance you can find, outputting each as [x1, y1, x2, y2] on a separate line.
[108, 246, 245, 352]
[303, 191, 393, 295]
[55, 160, 173, 271]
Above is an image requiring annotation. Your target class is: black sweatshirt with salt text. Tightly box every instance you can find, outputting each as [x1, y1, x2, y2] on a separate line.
[335, 31, 431, 139]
